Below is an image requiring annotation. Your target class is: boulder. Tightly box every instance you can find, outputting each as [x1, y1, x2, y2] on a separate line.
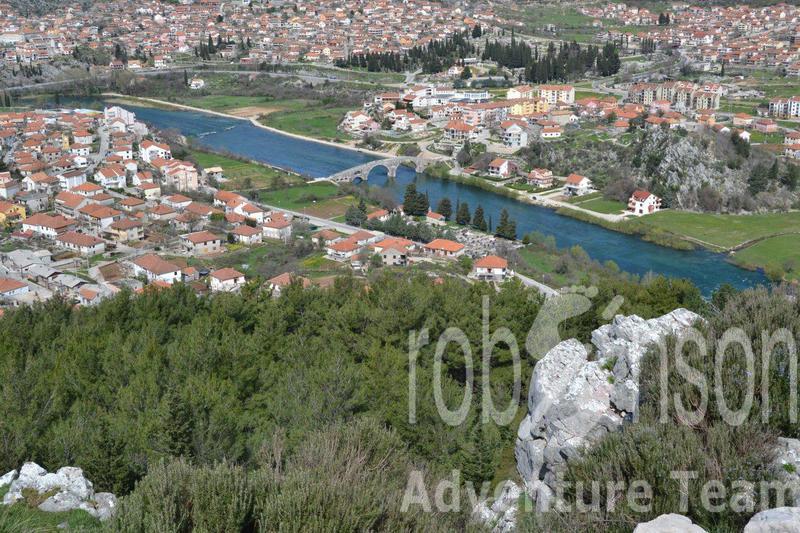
[1, 462, 116, 521]
[472, 481, 522, 533]
[0, 470, 16, 488]
[515, 309, 702, 505]
[89, 493, 119, 521]
[744, 507, 800, 532]
[633, 513, 707, 533]
[773, 438, 800, 507]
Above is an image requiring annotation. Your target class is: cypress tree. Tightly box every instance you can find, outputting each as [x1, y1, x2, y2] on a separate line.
[472, 206, 487, 232]
[456, 202, 471, 225]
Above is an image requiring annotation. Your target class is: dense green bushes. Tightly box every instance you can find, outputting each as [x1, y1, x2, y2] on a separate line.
[0, 270, 715, 530]
[110, 419, 471, 532]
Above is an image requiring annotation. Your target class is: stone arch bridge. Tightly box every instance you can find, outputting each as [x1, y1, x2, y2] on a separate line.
[313, 156, 439, 184]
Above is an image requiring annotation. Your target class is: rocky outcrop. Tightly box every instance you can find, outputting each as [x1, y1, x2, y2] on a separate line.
[472, 481, 521, 533]
[633, 513, 707, 532]
[744, 507, 800, 532]
[515, 309, 701, 507]
[1, 462, 117, 520]
[772, 437, 800, 507]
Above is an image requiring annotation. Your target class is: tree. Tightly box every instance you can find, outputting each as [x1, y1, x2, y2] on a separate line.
[345, 205, 367, 226]
[768, 160, 779, 183]
[472, 24, 482, 38]
[460, 66, 472, 80]
[471, 205, 487, 232]
[436, 197, 453, 221]
[748, 164, 769, 194]
[403, 183, 421, 215]
[402, 183, 428, 216]
[455, 201, 471, 225]
[781, 164, 799, 191]
[495, 209, 517, 240]
[731, 131, 750, 158]
[461, 421, 496, 485]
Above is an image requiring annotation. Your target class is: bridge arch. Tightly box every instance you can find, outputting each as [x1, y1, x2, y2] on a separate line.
[316, 156, 440, 184]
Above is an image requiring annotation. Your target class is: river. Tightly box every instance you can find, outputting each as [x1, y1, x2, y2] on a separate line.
[121, 103, 767, 295]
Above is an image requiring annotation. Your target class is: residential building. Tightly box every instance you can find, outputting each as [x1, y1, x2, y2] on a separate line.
[471, 255, 511, 282]
[209, 268, 247, 292]
[563, 174, 593, 196]
[627, 190, 662, 216]
[423, 238, 465, 258]
[181, 231, 223, 255]
[56, 231, 106, 256]
[130, 254, 181, 284]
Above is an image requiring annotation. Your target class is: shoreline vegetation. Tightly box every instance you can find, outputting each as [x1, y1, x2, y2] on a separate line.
[98, 94, 795, 281]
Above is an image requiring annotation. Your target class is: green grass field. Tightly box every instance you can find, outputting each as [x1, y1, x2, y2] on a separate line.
[262, 104, 351, 141]
[190, 150, 304, 190]
[719, 99, 760, 115]
[632, 210, 800, 250]
[575, 90, 611, 100]
[749, 131, 785, 144]
[258, 182, 341, 210]
[177, 96, 352, 141]
[177, 95, 274, 111]
[518, 247, 570, 287]
[732, 234, 800, 280]
[577, 197, 626, 214]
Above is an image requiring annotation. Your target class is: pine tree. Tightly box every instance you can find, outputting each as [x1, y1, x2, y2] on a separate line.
[781, 164, 799, 191]
[345, 205, 367, 226]
[495, 209, 517, 240]
[472, 205, 487, 232]
[436, 197, 452, 221]
[456, 201, 471, 225]
[749, 164, 769, 194]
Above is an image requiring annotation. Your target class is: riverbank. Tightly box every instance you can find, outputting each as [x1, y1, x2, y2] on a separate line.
[87, 94, 772, 290]
[101, 93, 393, 160]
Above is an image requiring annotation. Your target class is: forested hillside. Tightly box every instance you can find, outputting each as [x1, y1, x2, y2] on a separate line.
[0, 272, 707, 529]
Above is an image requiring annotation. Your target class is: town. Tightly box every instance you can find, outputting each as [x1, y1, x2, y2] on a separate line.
[1, 1, 800, 532]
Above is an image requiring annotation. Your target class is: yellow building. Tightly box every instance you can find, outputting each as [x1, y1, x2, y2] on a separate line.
[0, 201, 26, 225]
[506, 98, 549, 116]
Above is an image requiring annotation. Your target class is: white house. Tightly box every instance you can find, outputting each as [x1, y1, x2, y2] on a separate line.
[471, 255, 511, 282]
[140, 140, 172, 163]
[232, 224, 263, 245]
[326, 237, 361, 261]
[262, 214, 292, 241]
[627, 190, 662, 216]
[95, 165, 127, 189]
[130, 254, 182, 284]
[487, 158, 513, 178]
[563, 173, 593, 196]
[209, 268, 247, 292]
[56, 231, 106, 256]
[501, 121, 529, 149]
[57, 169, 87, 190]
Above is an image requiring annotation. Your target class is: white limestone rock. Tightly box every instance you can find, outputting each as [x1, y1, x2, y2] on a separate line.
[472, 481, 522, 533]
[744, 507, 800, 532]
[633, 513, 708, 533]
[774, 438, 800, 507]
[2, 462, 116, 521]
[515, 309, 702, 506]
[0, 470, 16, 488]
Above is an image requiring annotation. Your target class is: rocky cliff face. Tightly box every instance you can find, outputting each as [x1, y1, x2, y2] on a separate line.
[1, 462, 117, 520]
[514, 309, 702, 509]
